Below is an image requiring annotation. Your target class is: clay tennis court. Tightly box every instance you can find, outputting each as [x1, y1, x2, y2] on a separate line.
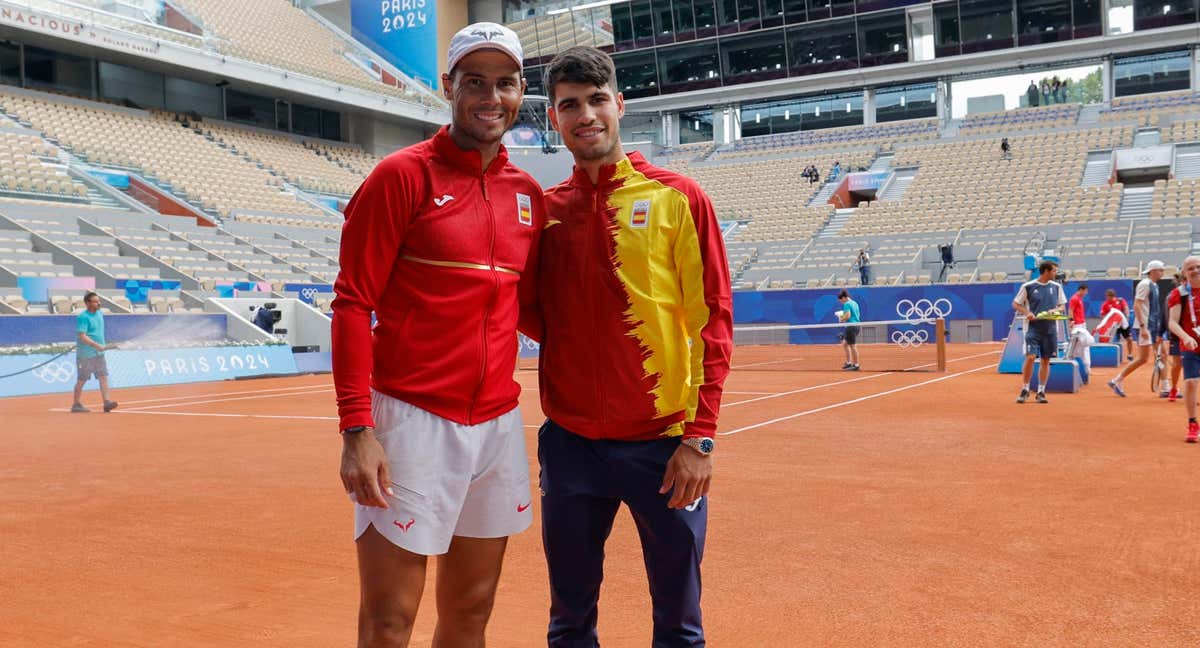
[3, 342, 1199, 647]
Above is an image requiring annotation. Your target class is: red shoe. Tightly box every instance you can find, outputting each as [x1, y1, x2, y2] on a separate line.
[1169, 388, 1179, 402]
[1188, 421, 1199, 444]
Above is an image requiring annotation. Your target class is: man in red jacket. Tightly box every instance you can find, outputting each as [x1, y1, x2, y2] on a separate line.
[332, 23, 542, 648]
[534, 46, 733, 646]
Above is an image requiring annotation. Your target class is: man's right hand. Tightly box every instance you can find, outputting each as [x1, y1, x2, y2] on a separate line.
[1183, 337, 1198, 352]
[340, 429, 393, 509]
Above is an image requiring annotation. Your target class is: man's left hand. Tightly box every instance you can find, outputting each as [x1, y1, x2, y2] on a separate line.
[660, 444, 713, 509]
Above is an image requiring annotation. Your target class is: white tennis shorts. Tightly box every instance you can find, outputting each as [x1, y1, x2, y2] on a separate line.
[353, 391, 533, 556]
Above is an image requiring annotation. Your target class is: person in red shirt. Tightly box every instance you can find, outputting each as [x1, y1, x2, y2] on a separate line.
[1099, 288, 1132, 357]
[532, 47, 733, 646]
[332, 23, 543, 647]
[1067, 283, 1092, 384]
[1167, 256, 1200, 441]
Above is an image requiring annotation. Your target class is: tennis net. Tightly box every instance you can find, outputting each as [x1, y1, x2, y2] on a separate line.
[731, 318, 947, 373]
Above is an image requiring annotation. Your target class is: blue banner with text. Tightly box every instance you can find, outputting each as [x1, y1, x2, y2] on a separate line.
[351, 0, 438, 89]
[0, 345, 298, 397]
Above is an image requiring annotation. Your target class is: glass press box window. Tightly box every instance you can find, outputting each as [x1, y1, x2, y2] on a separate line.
[1134, 0, 1197, 31]
[1016, 0, 1073, 45]
[613, 50, 661, 98]
[1113, 50, 1191, 97]
[958, 0, 1014, 53]
[787, 18, 859, 76]
[933, 1, 962, 57]
[875, 83, 938, 122]
[678, 109, 714, 143]
[857, 9, 909, 67]
[658, 41, 722, 94]
[721, 29, 788, 84]
[1, 41, 21, 87]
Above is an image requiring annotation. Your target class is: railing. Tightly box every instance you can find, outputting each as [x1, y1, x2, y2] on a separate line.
[3, 0, 207, 48]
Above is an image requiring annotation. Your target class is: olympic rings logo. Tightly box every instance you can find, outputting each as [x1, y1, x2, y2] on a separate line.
[299, 287, 319, 301]
[891, 329, 929, 348]
[32, 360, 74, 383]
[896, 298, 952, 323]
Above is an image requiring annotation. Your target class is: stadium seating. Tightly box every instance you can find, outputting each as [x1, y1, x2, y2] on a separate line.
[840, 127, 1133, 237]
[1100, 91, 1200, 125]
[170, 0, 440, 108]
[0, 90, 337, 225]
[1149, 178, 1200, 219]
[666, 152, 873, 241]
[199, 121, 366, 196]
[957, 104, 1080, 135]
[308, 142, 385, 179]
[717, 120, 939, 159]
[0, 131, 90, 201]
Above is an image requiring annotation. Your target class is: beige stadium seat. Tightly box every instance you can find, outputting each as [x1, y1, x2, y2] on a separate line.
[2, 294, 28, 312]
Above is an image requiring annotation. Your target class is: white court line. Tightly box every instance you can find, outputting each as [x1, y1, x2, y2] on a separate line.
[65, 408, 543, 429]
[121, 387, 333, 411]
[721, 350, 1000, 408]
[718, 362, 996, 436]
[723, 390, 777, 395]
[723, 373, 887, 407]
[112, 382, 334, 406]
[54, 410, 542, 429]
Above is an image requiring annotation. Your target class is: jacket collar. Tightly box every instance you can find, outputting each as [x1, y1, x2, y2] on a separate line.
[431, 125, 509, 175]
[569, 151, 646, 189]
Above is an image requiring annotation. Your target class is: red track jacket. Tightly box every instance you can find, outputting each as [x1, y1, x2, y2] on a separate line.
[333, 126, 543, 430]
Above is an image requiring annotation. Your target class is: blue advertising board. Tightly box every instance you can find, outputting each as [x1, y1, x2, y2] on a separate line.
[116, 278, 182, 303]
[733, 280, 1134, 342]
[283, 283, 335, 304]
[351, 0, 438, 89]
[0, 344, 298, 397]
[846, 172, 890, 192]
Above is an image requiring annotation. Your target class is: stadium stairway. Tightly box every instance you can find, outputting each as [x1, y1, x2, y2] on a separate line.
[807, 179, 842, 207]
[1174, 144, 1200, 180]
[1117, 187, 1154, 220]
[816, 208, 857, 238]
[1080, 151, 1113, 186]
[1077, 103, 1104, 125]
[868, 153, 894, 172]
[878, 168, 916, 201]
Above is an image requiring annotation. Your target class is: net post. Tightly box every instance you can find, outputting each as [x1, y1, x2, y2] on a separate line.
[935, 318, 947, 372]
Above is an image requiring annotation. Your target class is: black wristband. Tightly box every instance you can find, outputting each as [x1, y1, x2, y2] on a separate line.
[341, 425, 370, 435]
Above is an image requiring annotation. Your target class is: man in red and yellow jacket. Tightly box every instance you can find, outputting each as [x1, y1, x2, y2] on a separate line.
[532, 46, 733, 647]
[333, 23, 542, 647]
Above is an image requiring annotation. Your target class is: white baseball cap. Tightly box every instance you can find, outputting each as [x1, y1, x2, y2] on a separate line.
[447, 22, 523, 73]
[1143, 260, 1166, 273]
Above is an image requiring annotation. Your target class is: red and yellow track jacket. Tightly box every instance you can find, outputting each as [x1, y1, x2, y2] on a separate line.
[333, 126, 543, 430]
[535, 152, 733, 440]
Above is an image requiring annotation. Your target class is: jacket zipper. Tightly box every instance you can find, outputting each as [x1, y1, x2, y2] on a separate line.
[468, 174, 499, 424]
[589, 185, 607, 433]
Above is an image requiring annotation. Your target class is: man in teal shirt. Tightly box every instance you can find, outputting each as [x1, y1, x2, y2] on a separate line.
[72, 292, 117, 413]
[838, 290, 861, 371]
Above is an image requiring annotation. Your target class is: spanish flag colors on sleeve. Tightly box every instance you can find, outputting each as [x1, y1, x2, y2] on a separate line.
[537, 152, 733, 440]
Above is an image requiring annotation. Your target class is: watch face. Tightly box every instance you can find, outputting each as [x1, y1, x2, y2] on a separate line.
[699, 438, 714, 453]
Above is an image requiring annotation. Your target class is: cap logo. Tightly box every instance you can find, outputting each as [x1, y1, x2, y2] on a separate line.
[471, 28, 504, 40]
